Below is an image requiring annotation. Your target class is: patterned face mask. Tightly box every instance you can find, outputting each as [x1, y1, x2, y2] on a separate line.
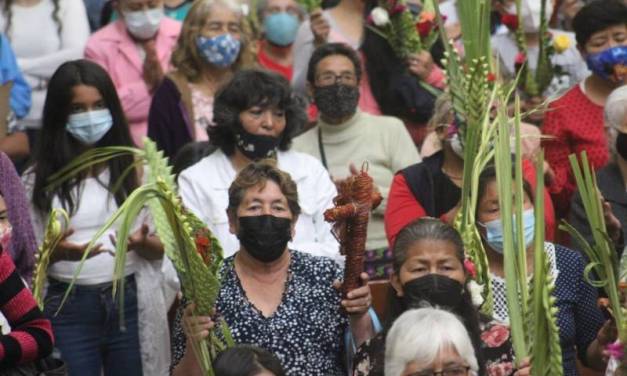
[586, 45, 627, 82]
[196, 34, 241, 68]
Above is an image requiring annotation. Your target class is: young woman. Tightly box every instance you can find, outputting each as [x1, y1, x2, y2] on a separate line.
[148, 0, 254, 159]
[23, 60, 176, 376]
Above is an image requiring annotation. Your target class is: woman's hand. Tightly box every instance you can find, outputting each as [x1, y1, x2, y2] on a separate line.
[51, 228, 104, 263]
[514, 358, 531, 376]
[407, 51, 435, 81]
[310, 9, 330, 46]
[182, 303, 214, 342]
[110, 224, 164, 260]
[335, 272, 372, 316]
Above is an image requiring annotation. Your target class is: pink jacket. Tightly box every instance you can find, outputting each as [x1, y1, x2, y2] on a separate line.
[85, 18, 181, 146]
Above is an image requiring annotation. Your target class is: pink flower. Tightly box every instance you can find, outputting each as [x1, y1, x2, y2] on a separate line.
[464, 258, 477, 279]
[606, 341, 625, 360]
[515, 52, 527, 65]
[480, 324, 510, 348]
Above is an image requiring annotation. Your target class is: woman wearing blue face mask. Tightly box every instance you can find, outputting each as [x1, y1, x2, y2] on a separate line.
[475, 165, 616, 376]
[256, 0, 304, 81]
[22, 60, 176, 376]
[148, 0, 254, 159]
[542, 0, 627, 218]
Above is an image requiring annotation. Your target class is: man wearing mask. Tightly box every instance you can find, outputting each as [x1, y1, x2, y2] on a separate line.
[542, 0, 627, 217]
[85, 0, 181, 146]
[256, 0, 304, 81]
[292, 43, 420, 280]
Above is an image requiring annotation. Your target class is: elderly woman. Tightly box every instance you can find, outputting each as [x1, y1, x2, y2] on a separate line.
[178, 69, 339, 261]
[384, 308, 479, 376]
[570, 85, 627, 254]
[148, 0, 254, 159]
[172, 160, 375, 375]
[354, 218, 517, 376]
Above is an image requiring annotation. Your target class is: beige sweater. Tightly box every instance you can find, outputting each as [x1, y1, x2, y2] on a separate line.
[292, 111, 421, 250]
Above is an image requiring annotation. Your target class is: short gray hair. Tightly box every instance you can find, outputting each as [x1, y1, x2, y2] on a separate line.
[604, 86, 627, 157]
[384, 308, 478, 376]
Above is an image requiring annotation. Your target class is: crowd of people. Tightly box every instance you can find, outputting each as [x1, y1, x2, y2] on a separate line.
[0, 0, 624, 375]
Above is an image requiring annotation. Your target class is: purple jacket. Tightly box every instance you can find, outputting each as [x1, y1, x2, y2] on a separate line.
[0, 152, 36, 282]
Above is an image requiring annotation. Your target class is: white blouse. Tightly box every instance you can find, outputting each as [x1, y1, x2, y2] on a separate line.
[178, 149, 342, 263]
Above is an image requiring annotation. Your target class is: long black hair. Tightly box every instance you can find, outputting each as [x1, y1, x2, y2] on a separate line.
[387, 218, 486, 375]
[31, 59, 139, 215]
[213, 345, 285, 376]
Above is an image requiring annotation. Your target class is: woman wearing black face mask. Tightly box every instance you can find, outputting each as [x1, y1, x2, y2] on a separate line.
[172, 160, 376, 376]
[353, 218, 521, 376]
[178, 69, 340, 262]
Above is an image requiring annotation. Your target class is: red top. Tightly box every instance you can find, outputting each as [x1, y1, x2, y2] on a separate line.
[384, 159, 556, 247]
[257, 43, 293, 82]
[0, 249, 53, 366]
[542, 84, 609, 216]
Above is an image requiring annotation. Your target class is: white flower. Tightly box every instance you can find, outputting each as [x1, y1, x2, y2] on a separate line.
[467, 280, 485, 307]
[370, 7, 390, 26]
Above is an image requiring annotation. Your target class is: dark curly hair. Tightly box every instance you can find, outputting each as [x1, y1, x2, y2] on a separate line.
[209, 69, 307, 156]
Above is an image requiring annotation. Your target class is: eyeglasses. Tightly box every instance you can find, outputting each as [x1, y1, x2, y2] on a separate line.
[315, 72, 357, 86]
[408, 366, 471, 376]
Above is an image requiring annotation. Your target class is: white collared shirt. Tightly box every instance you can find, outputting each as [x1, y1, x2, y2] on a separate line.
[177, 149, 342, 263]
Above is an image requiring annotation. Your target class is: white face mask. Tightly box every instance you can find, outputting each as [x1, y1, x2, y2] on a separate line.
[520, 0, 554, 33]
[123, 7, 164, 40]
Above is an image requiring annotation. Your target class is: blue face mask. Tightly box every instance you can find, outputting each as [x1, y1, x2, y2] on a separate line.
[196, 34, 241, 68]
[263, 12, 300, 47]
[586, 45, 627, 82]
[479, 208, 535, 254]
[66, 109, 113, 145]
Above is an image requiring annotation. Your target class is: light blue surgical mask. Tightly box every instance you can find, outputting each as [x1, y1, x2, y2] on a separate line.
[196, 34, 241, 68]
[66, 109, 113, 145]
[479, 208, 535, 254]
[263, 12, 300, 46]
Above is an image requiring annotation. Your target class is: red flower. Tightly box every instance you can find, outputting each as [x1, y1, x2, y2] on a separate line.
[464, 258, 477, 278]
[514, 52, 527, 71]
[195, 235, 210, 247]
[480, 324, 510, 348]
[416, 20, 433, 38]
[389, 4, 406, 16]
[486, 72, 496, 82]
[501, 13, 518, 30]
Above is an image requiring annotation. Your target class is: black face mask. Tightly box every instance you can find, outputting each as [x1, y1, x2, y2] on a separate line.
[237, 215, 292, 263]
[314, 83, 360, 121]
[235, 129, 280, 161]
[402, 274, 465, 311]
[617, 132, 627, 161]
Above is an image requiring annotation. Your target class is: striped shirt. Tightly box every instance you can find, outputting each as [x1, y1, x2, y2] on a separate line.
[0, 248, 53, 368]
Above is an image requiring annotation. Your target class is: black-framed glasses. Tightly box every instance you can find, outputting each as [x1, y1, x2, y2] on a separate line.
[315, 72, 357, 86]
[408, 366, 471, 376]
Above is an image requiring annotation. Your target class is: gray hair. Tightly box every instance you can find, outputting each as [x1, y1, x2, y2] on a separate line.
[384, 308, 478, 376]
[256, 0, 305, 21]
[604, 86, 627, 157]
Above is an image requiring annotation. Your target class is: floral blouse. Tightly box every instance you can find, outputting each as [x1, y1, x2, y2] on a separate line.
[352, 314, 515, 376]
[171, 250, 348, 375]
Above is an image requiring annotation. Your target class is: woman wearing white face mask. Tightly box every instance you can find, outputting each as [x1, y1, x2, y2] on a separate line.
[23, 60, 177, 376]
[148, 0, 254, 159]
[85, 0, 181, 147]
[475, 164, 615, 376]
[0, 0, 89, 160]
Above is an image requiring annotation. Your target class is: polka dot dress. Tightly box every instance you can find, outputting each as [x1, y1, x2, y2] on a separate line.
[490, 243, 605, 376]
[171, 250, 348, 375]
